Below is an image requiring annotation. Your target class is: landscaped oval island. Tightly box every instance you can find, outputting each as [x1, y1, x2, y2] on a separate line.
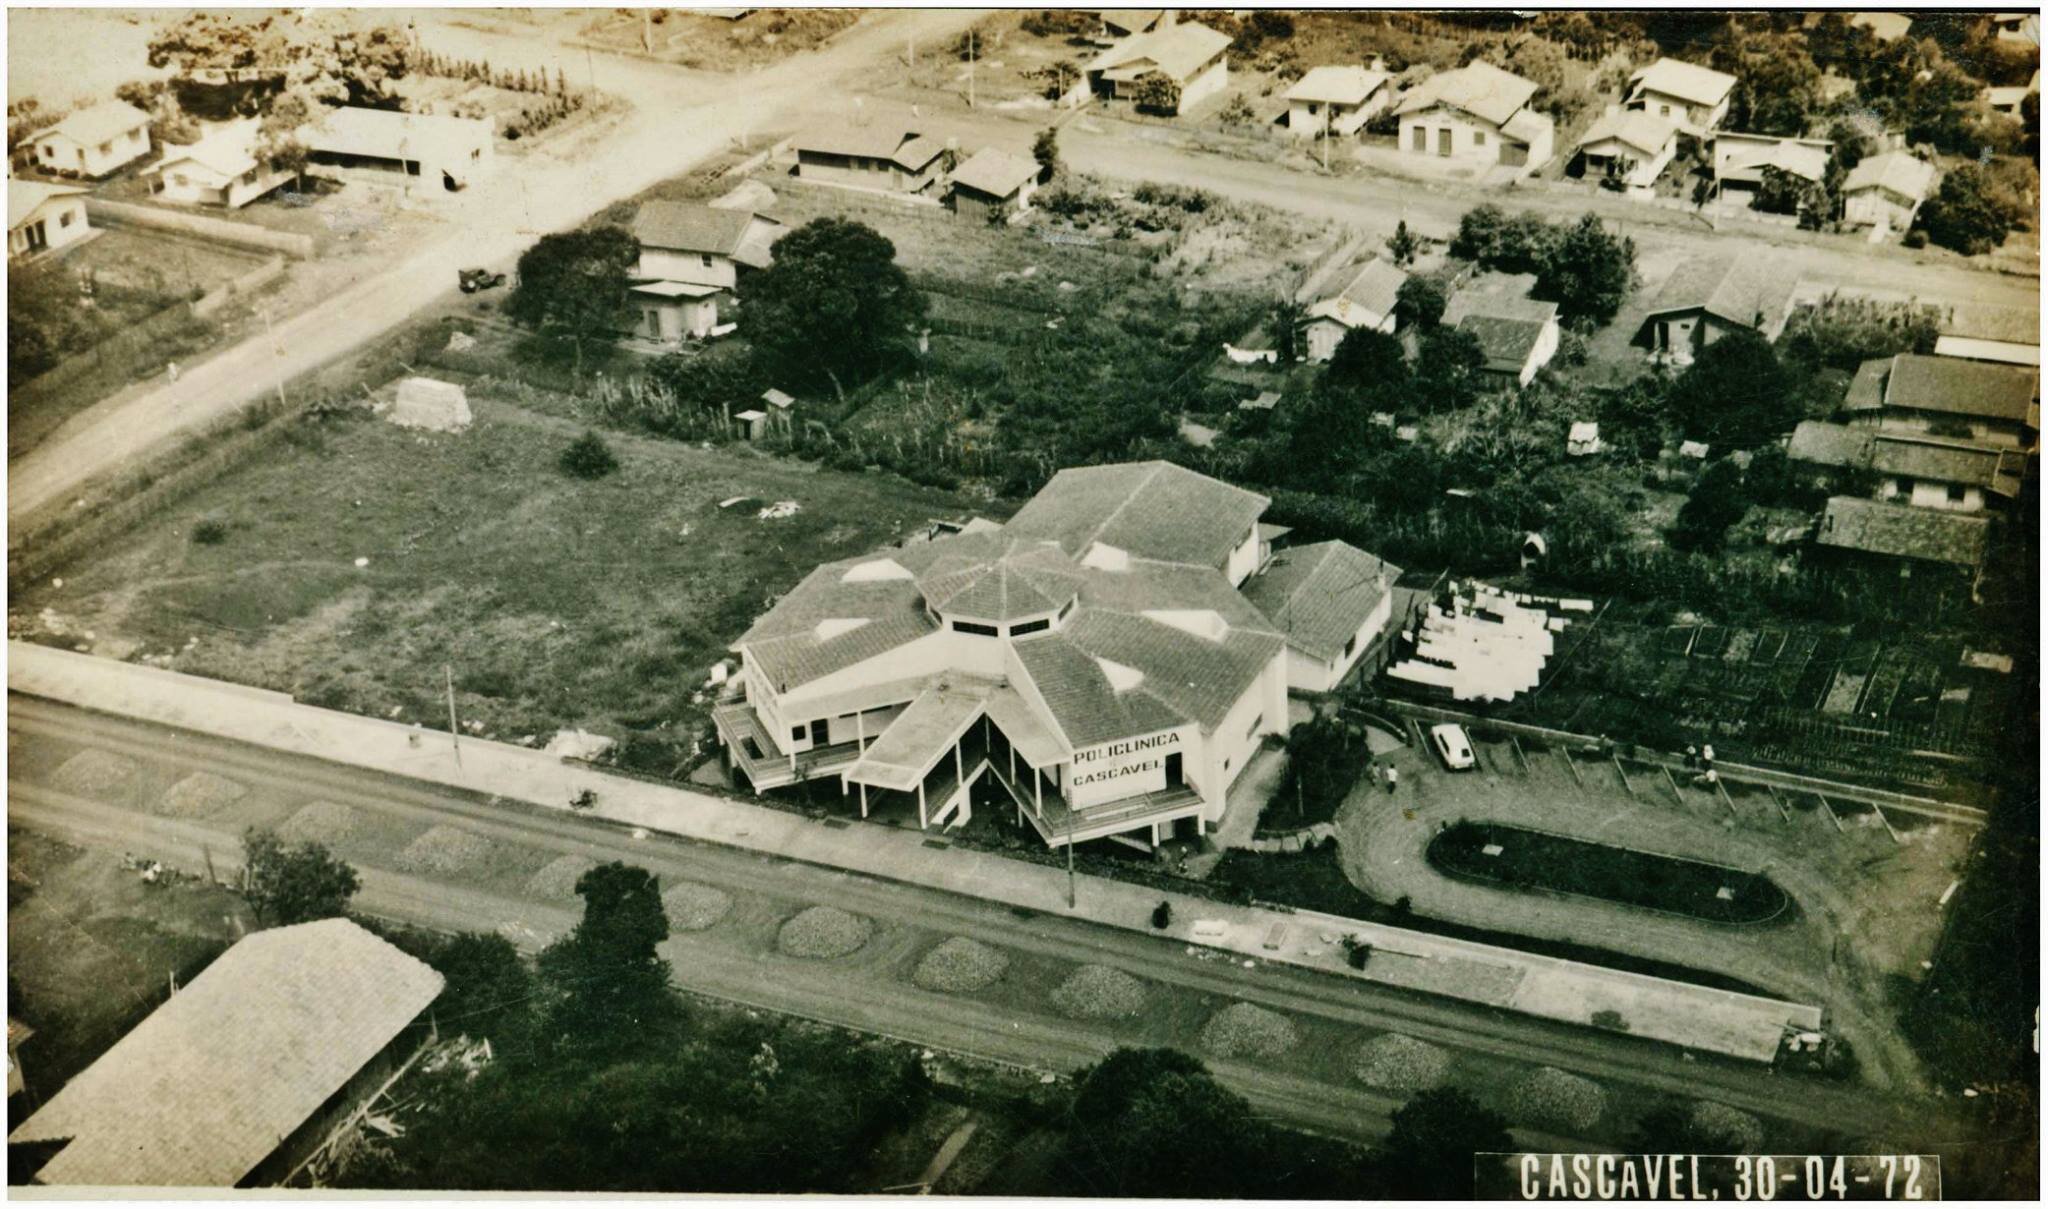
[1427, 820, 1791, 925]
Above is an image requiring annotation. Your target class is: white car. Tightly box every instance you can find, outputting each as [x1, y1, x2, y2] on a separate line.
[1429, 723, 1477, 771]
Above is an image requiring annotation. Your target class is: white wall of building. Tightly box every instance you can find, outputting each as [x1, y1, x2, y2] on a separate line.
[1400, 105, 1501, 164]
[8, 195, 89, 258]
[1177, 57, 1229, 114]
[37, 124, 149, 177]
[639, 248, 738, 290]
[1224, 525, 1262, 586]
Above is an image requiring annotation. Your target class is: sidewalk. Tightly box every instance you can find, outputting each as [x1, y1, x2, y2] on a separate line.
[7, 641, 1819, 1063]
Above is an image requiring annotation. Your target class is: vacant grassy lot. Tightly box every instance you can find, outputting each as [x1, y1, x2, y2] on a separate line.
[8, 386, 983, 769]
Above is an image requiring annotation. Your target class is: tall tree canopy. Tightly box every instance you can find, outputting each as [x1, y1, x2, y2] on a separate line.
[1373, 1087, 1515, 1199]
[536, 861, 676, 1047]
[240, 826, 361, 926]
[1060, 1048, 1269, 1198]
[738, 217, 926, 390]
[506, 225, 639, 374]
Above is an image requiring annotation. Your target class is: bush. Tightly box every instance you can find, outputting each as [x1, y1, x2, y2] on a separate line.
[191, 517, 229, 545]
[559, 431, 619, 479]
[1903, 229, 1928, 249]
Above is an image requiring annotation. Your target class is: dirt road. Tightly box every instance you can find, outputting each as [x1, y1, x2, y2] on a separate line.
[6, 8, 983, 529]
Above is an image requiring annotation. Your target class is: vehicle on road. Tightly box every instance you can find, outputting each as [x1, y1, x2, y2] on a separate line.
[1430, 723, 1476, 771]
[458, 267, 507, 293]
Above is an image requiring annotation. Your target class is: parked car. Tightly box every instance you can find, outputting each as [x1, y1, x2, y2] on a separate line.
[458, 267, 507, 293]
[1430, 723, 1476, 770]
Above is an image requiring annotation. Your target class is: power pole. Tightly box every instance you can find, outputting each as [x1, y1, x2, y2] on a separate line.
[261, 306, 287, 409]
[445, 664, 463, 766]
[968, 28, 976, 109]
[1066, 835, 1076, 908]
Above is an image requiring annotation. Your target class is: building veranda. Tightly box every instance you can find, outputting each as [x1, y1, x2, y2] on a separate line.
[713, 462, 1399, 851]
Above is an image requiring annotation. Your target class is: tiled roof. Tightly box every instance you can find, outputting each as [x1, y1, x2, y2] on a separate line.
[738, 558, 937, 691]
[1011, 633, 1185, 748]
[1722, 136, 1830, 183]
[10, 920, 441, 1187]
[1941, 302, 2039, 347]
[1306, 257, 1408, 327]
[1088, 21, 1232, 81]
[950, 146, 1040, 200]
[1396, 61, 1539, 127]
[1628, 57, 1737, 108]
[1062, 609, 1281, 735]
[632, 201, 757, 256]
[1787, 420, 1876, 466]
[1817, 496, 1990, 567]
[1643, 254, 1793, 333]
[1576, 108, 1677, 158]
[795, 125, 940, 170]
[1003, 460, 1268, 569]
[1240, 541, 1401, 662]
[8, 179, 86, 231]
[1285, 65, 1390, 106]
[1456, 312, 1554, 375]
[1872, 437, 2024, 497]
[1842, 151, 1938, 202]
[1100, 9, 1165, 35]
[1884, 353, 2038, 422]
[915, 538, 1083, 621]
[35, 100, 150, 147]
[1842, 356, 1892, 412]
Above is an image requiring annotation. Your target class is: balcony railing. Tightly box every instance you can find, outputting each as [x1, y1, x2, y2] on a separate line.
[986, 762, 1205, 846]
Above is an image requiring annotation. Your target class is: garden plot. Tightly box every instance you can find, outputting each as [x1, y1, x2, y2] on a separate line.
[911, 937, 1010, 993]
[1689, 1100, 1765, 1152]
[153, 771, 248, 820]
[778, 906, 873, 959]
[1049, 964, 1149, 1020]
[1200, 1002, 1300, 1060]
[48, 750, 140, 801]
[663, 881, 735, 932]
[1351, 1033, 1452, 1093]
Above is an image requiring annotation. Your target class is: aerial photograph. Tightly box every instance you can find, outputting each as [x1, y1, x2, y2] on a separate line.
[3, 4, 2039, 1200]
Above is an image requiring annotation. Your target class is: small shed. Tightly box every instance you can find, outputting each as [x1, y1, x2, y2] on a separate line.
[734, 408, 768, 440]
[1567, 421, 1603, 456]
[389, 377, 472, 433]
[1679, 439, 1710, 460]
[1238, 390, 1282, 412]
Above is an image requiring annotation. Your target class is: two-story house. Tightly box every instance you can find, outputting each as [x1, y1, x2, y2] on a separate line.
[628, 201, 783, 344]
[1624, 58, 1737, 135]
[31, 100, 152, 178]
[1283, 63, 1392, 139]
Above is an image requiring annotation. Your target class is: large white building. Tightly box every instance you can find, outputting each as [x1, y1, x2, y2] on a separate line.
[713, 462, 1399, 849]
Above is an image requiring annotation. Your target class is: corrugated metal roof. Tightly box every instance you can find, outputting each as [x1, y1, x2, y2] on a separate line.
[950, 146, 1039, 200]
[1240, 541, 1400, 662]
[10, 920, 442, 1188]
[1842, 150, 1939, 202]
[34, 100, 150, 148]
[1643, 254, 1793, 334]
[1285, 65, 1390, 106]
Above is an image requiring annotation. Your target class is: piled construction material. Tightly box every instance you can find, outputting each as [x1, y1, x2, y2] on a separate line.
[387, 377, 472, 433]
[1050, 965, 1149, 1020]
[524, 855, 596, 900]
[280, 801, 358, 844]
[1387, 579, 1563, 703]
[394, 825, 492, 875]
[1352, 1033, 1452, 1092]
[911, 937, 1010, 993]
[663, 881, 733, 932]
[777, 906, 872, 958]
[155, 772, 247, 819]
[1200, 1002, 1300, 1060]
[1508, 1066, 1609, 1134]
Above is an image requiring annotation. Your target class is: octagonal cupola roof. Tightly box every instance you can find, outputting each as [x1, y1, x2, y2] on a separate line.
[914, 539, 1083, 624]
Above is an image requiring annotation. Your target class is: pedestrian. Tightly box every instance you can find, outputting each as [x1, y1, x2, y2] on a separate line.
[1700, 743, 1715, 771]
[1386, 765, 1399, 795]
[1684, 744, 1697, 770]
[166, 361, 179, 383]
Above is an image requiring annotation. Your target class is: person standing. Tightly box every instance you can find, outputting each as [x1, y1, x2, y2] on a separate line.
[1386, 765, 1399, 795]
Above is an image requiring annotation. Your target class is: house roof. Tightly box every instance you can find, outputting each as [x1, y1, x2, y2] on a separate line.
[1239, 540, 1401, 662]
[1285, 65, 1390, 106]
[914, 538, 1084, 622]
[1500, 108, 1554, 146]
[1870, 436, 2025, 497]
[1850, 11, 1915, 40]
[33, 100, 150, 148]
[1100, 8, 1165, 35]
[1004, 460, 1269, 569]
[1628, 57, 1737, 108]
[1842, 150, 1938, 202]
[1787, 420, 1876, 467]
[1088, 21, 1232, 82]
[1642, 254, 1793, 333]
[1843, 356, 1893, 411]
[1817, 496, 1991, 567]
[1442, 276, 1557, 328]
[305, 106, 492, 164]
[794, 125, 942, 170]
[1576, 108, 1678, 158]
[1395, 61, 1539, 127]
[951, 146, 1040, 200]
[8, 179, 87, 231]
[1884, 354, 2039, 423]
[631, 280, 722, 299]
[631, 201, 779, 267]
[1457, 312, 1556, 375]
[1722, 135, 1831, 183]
[1940, 302, 2039, 348]
[9, 920, 442, 1187]
[149, 121, 264, 182]
[1305, 257, 1408, 327]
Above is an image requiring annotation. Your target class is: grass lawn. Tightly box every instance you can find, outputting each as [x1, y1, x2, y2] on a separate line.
[1429, 820, 1792, 926]
[8, 385, 986, 772]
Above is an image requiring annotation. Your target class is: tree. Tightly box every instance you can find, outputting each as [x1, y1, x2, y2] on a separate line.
[1031, 125, 1059, 181]
[505, 226, 638, 374]
[1449, 203, 1557, 275]
[1628, 1100, 1754, 1154]
[559, 430, 619, 479]
[1395, 274, 1448, 330]
[537, 862, 676, 1048]
[1410, 327, 1487, 413]
[1671, 459, 1749, 553]
[1919, 164, 2018, 255]
[738, 218, 926, 390]
[1374, 1087, 1513, 1199]
[240, 826, 360, 926]
[1537, 213, 1635, 327]
[1664, 328, 1799, 448]
[1130, 70, 1180, 115]
[1710, 30, 1823, 137]
[147, 11, 294, 86]
[1754, 164, 1821, 221]
[1385, 219, 1420, 266]
[1270, 297, 1309, 363]
[1063, 1048, 1267, 1198]
[1325, 327, 1407, 394]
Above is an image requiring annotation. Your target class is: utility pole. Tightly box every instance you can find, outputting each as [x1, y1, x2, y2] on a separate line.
[445, 664, 463, 766]
[968, 27, 976, 109]
[261, 306, 287, 410]
[1066, 835, 1076, 908]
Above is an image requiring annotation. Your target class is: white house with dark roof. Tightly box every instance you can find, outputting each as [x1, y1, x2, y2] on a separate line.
[794, 125, 944, 193]
[1814, 495, 1991, 597]
[712, 461, 1398, 848]
[1935, 303, 2039, 367]
[1395, 61, 1554, 174]
[1301, 257, 1408, 361]
[1625, 57, 1737, 135]
[1240, 541, 1401, 692]
[1636, 253, 1794, 364]
[628, 201, 782, 344]
[1570, 107, 1679, 196]
[8, 180, 91, 260]
[1443, 277, 1560, 388]
[1283, 64, 1392, 139]
[1841, 150, 1940, 234]
[9, 919, 442, 1188]
[30, 100, 152, 177]
[1787, 420, 2025, 513]
[1085, 21, 1232, 115]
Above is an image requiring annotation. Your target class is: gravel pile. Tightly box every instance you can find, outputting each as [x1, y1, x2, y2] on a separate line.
[394, 825, 494, 875]
[1201, 1002, 1300, 1060]
[525, 854, 596, 901]
[1508, 1067, 1609, 1134]
[777, 906, 872, 958]
[1049, 965, 1149, 1020]
[155, 771, 248, 819]
[1691, 1100, 1764, 1152]
[912, 937, 1010, 993]
[280, 801, 359, 845]
[663, 881, 733, 932]
[1352, 1033, 1452, 1093]
[51, 750, 138, 798]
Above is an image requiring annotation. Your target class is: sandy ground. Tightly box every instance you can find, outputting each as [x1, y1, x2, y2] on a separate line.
[7, 9, 170, 110]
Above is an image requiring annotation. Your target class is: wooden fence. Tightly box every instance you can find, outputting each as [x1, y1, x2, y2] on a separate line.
[87, 198, 317, 258]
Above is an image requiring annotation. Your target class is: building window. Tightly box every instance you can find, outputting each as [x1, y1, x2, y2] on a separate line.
[58, 211, 71, 227]
[791, 726, 805, 742]
[1245, 713, 1262, 739]
[951, 619, 999, 637]
[1009, 618, 1050, 638]
[1947, 483, 1967, 503]
[1343, 635, 1357, 657]
[1473, 129, 1486, 146]
[98, 141, 112, 155]
[700, 253, 714, 267]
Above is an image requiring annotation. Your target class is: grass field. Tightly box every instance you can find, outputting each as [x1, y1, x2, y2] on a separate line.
[7, 384, 984, 770]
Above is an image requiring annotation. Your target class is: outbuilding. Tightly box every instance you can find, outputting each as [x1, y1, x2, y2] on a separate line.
[1636, 254, 1793, 364]
[146, 121, 294, 209]
[793, 126, 944, 194]
[304, 107, 496, 193]
[1840, 151, 1939, 235]
[948, 146, 1042, 221]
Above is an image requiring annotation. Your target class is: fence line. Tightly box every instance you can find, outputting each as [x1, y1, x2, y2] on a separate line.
[86, 198, 317, 258]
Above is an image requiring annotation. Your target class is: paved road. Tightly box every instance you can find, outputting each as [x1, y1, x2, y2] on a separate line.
[7, 693, 1961, 1156]
[6, 8, 983, 529]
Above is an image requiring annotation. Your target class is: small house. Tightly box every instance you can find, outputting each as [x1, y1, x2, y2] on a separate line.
[1445, 292, 1561, 389]
[1395, 61, 1554, 174]
[1840, 151, 1939, 234]
[304, 107, 495, 192]
[1711, 132, 1831, 204]
[8, 920, 442, 1188]
[631, 201, 781, 291]
[1814, 495, 1990, 598]
[793, 126, 944, 194]
[1625, 58, 1737, 135]
[948, 146, 1042, 220]
[1636, 254, 1793, 364]
[1240, 540, 1403, 693]
[631, 280, 724, 343]
[734, 408, 769, 440]
[1934, 303, 2039, 367]
[8, 180, 90, 260]
[1301, 257, 1408, 361]
[1091, 8, 1171, 46]
[30, 100, 152, 177]
[145, 121, 293, 209]
[1570, 107, 1679, 197]
[1841, 353, 2040, 448]
[1567, 421, 1604, 456]
[1085, 21, 1232, 116]
[1283, 64, 1392, 139]
[1788, 420, 2024, 512]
